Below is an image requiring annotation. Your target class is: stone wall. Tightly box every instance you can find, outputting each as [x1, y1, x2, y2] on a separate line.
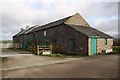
[13, 43, 21, 49]
[88, 38, 113, 56]
[97, 38, 113, 53]
[64, 13, 90, 27]
[88, 38, 91, 56]
[0, 43, 13, 49]
[33, 24, 88, 55]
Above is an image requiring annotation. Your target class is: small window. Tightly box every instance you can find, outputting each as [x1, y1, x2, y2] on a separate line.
[70, 39, 76, 48]
[46, 42, 49, 47]
[43, 30, 47, 39]
[40, 42, 44, 46]
[105, 38, 107, 45]
[44, 30, 46, 36]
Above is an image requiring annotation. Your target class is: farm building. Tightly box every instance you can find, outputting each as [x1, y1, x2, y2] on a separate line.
[13, 13, 113, 56]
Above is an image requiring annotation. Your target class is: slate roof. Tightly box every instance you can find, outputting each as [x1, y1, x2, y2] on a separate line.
[13, 30, 25, 37]
[67, 24, 113, 38]
[14, 13, 112, 38]
[24, 25, 39, 34]
[28, 16, 71, 33]
[14, 25, 39, 36]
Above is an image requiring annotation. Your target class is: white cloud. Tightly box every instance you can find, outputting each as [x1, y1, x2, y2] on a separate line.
[1, 0, 119, 40]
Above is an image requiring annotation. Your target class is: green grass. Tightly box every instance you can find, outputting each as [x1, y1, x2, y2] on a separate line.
[113, 46, 120, 53]
[20, 52, 31, 54]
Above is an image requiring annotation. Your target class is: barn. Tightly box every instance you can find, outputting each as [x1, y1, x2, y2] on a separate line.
[13, 13, 113, 56]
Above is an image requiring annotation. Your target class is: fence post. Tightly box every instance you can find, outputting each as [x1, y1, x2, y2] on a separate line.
[37, 45, 40, 55]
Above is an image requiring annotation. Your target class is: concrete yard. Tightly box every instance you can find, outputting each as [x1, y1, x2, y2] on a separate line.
[0, 49, 119, 78]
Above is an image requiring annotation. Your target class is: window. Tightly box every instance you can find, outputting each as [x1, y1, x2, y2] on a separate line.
[40, 42, 44, 46]
[44, 30, 46, 36]
[105, 38, 107, 45]
[43, 30, 47, 39]
[70, 39, 76, 48]
[46, 42, 49, 47]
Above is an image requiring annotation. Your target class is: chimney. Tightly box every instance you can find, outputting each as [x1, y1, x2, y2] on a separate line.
[21, 28, 24, 31]
[26, 25, 29, 29]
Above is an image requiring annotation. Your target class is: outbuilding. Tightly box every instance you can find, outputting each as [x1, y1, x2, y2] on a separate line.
[13, 13, 113, 56]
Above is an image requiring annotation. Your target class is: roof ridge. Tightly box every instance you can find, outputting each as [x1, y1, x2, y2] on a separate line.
[28, 15, 72, 33]
[14, 13, 91, 35]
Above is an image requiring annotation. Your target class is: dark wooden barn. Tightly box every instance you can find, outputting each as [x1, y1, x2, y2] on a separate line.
[13, 13, 113, 56]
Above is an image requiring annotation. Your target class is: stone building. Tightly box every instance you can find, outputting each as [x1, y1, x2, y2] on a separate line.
[13, 13, 113, 56]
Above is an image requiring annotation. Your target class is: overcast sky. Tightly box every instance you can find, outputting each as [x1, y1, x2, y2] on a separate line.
[1, 0, 119, 40]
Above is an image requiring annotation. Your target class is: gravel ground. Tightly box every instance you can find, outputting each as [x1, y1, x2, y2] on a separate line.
[2, 55, 78, 71]
[2, 53, 118, 78]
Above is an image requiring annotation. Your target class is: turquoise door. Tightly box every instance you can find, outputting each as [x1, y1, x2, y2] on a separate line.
[91, 38, 97, 55]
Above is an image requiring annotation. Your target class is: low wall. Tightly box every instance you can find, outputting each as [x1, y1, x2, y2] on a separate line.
[0, 43, 21, 49]
[13, 43, 21, 49]
[0, 43, 13, 49]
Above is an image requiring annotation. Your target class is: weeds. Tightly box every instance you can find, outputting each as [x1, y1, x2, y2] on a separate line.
[113, 46, 120, 53]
